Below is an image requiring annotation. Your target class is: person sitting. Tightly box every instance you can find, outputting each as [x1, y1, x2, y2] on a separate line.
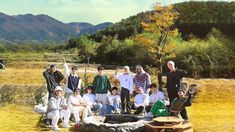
[67, 88, 88, 124]
[145, 82, 194, 121]
[47, 86, 71, 131]
[107, 86, 121, 114]
[83, 86, 102, 115]
[145, 83, 165, 113]
[133, 87, 149, 115]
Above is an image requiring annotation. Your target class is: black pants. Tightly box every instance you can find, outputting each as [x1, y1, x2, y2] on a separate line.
[134, 106, 145, 115]
[121, 88, 131, 113]
[145, 105, 152, 113]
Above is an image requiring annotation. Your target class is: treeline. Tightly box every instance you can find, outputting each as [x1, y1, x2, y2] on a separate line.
[91, 1, 235, 41]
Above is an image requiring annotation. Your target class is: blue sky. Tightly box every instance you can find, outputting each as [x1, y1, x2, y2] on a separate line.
[0, 0, 233, 24]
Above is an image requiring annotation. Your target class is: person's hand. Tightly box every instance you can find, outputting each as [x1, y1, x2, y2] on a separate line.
[63, 106, 68, 110]
[62, 56, 66, 63]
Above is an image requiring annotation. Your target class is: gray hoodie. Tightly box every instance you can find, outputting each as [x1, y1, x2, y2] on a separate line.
[47, 96, 67, 112]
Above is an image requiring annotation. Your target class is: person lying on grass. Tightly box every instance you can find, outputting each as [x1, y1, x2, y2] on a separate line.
[68, 88, 89, 124]
[47, 86, 71, 131]
[133, 87, 149, 115]
[145, 82, 195, 122]
[83, 86, 102, 115]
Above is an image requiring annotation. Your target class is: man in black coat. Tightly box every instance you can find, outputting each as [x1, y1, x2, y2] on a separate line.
[166, 61, 188, 121]
[43, 64, 64, 100]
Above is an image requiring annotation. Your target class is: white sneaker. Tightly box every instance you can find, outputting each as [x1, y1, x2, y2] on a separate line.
[144, 112, 154, 118]
[52, 127, 60, 131]
[63, 123, 71, 128]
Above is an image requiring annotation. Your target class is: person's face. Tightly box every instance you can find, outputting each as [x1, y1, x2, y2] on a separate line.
[124, 68, 128, 73]
[50, 67, 56, 73]
[150, 87, 157, 92]
[137, 88, 143, 94]
[74, 90, 80, 96]
[112, 89, 117, 95]
[55, 90, 62, 97]
[98, 69, 103, 75]
[136, 68, 141, 73]
[167, 63, 174, 71]
[178, 90, 185, 97]
[72, 68, 78, 74]
[87, 89, 92, 94]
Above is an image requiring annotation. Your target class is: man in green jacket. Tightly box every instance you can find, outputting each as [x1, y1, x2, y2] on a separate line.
[92, 66, 111, 105]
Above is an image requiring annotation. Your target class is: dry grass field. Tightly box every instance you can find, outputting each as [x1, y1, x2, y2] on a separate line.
[0, 62, 234, 132]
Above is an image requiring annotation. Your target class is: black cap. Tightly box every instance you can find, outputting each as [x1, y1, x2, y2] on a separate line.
[50, 64, 56, 68]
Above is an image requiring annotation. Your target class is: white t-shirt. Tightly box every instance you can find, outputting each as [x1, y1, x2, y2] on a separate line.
[108, 94, 121, 106]
[116, 74, 134, 94]
[83, 93, 96, 106]
[67, 94, 84, 109]
[134, 93, 149, 106]
[149, 90, 165, 104]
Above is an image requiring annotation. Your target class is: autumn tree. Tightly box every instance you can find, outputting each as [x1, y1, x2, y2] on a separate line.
[135, 2, 179, 89]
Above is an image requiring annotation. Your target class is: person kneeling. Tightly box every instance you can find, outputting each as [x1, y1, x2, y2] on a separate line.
[47, 86, 71, 131]
[68, 88, 88, 124]
[133, 87, 149, 115]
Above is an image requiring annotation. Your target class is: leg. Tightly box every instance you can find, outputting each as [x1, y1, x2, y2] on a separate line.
[47, 110, 60, 128]
[101, 94, 108, 105]
[126, 89, 131, 113]
[71, 107, 81, 123]
[180, 108, 188, 120]
[134, 106, 144, 115]
[60, 109, 71, 126]
[121, 88, 126, 113]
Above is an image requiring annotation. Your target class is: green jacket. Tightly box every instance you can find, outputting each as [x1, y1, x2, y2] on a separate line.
[150, 100, 169, 117]
[92, 75, 111, 94]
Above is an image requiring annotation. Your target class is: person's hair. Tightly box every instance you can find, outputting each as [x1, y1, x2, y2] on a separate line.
[111, 86, 118, 95]
[97, 66, 104, 71]
[150, 83, 157, 88]
[50, 64, 56, 68]
[72, 66, 78, 70]
[74, 88, 80, 93]
[85, 85, 93, 93]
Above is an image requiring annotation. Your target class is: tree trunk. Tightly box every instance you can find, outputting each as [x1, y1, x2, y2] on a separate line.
[87, 57, 90, 67]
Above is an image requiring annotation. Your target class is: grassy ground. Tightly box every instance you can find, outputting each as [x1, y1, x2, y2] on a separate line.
[0, 62, 235, 132]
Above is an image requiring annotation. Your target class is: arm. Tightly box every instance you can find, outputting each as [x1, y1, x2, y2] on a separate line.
[63, 61, 70, 77]
[43, 70, 50, 80]
[77, 79, 82, 89]
[106, 76, 111, 92]
[92, 76, 97, 91]
[56, 71, 64, 82]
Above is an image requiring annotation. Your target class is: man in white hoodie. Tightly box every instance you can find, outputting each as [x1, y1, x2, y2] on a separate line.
[47, 86, 71, 131]
[114, 66, 134, 114]
[62, 57, 82, 98]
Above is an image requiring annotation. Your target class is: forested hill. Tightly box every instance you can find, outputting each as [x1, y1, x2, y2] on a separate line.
[91, 1, 235, 41]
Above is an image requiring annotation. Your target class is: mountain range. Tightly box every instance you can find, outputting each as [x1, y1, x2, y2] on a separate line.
[0, 13, 113, 43]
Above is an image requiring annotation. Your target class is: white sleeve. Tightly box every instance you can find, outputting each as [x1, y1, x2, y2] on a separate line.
[129, 76, 134, 94]
[63, 63, 70, 77]
[107, 95, 112, 104]
[67, 96, 72, 108]
[77, 79, 82, 89]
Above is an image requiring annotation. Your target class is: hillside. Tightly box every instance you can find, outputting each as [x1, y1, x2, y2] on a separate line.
[0, 13, 112, 43]
[91, 1, 235, 41]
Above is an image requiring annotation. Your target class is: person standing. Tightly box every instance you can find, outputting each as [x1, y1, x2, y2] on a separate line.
[92, 66, 111, 106]
[43, 64, 64, 100]
[166, 61, 188, 121]
[114, 66, 134, 114]
[62, 57, 82, 98]
[134, 65, 151, 94]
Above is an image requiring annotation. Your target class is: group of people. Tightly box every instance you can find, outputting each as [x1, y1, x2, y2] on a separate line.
[42, 58, 194, 131]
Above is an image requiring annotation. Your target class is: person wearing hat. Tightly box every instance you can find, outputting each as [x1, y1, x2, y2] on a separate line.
[47, 86, 71, 131]
[62, 57, 82, 98]
[133, 87, 149, 115]
[166, 61, 187, 120]
[43, 64, 64, 100]
[83, 86, 102, 115]
[67, 88, 88, 124]
[134, 65, 151, 94]
[114, 66, 134, 114]
[92, 66, 111, 105]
